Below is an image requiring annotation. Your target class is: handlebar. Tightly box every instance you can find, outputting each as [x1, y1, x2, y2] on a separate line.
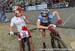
[8, 28, 37, 35]
[8, 32, 19, 35]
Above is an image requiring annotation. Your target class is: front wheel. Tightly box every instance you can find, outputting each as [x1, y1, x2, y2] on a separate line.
[50, 33, 68, 51]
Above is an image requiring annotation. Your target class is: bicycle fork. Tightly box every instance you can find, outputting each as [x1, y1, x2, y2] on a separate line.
[50, 33, 62, 51]
[21, 38, 31, 51]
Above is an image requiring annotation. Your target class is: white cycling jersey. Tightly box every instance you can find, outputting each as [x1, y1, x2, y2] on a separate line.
[10, 15, 26, 32]
[10, 15, 30, 40]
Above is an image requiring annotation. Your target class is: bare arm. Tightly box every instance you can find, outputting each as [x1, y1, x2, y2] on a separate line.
[9, 19, 14, 34]
[9, 25, 13, 32]
[9, 25, 14, 35]
[36, 20, 48, 29]
[25, 16, 30, 24]
[53, 11, 61, 20]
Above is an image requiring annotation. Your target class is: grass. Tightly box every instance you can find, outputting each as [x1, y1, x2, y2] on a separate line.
[0, 23, 75, 51]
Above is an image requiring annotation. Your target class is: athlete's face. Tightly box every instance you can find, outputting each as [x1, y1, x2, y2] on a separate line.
[43, 16, 47, 20]
[14, 10, 21, 17]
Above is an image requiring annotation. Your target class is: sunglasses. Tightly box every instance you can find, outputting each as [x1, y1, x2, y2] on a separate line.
[42, 16, 47, 17]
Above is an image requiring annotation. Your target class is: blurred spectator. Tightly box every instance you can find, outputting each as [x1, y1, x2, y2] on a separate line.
[0, 6, 9, 22]
[24, 0, 36, 6]
[51, 0, 60, 4]
[40, 0, 49, 4]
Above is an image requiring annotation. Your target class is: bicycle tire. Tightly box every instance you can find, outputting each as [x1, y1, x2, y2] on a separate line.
[50, 33, 68, 51]
[22, 37, 31, 51]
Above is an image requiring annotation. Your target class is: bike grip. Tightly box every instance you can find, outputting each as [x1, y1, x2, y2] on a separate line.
[8, 32, 19, 35]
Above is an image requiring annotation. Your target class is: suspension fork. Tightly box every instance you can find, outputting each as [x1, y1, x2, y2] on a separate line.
[27, 38, 31, 51]
[50, 33, 56, 48]
[21, 38, 25, 51]
[50, 30, 61, 48]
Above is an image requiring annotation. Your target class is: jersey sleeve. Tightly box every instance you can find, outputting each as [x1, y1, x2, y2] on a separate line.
[48, 14, 54, 20]
[10, 18, 14, 26]
[37, 14, 42, 22]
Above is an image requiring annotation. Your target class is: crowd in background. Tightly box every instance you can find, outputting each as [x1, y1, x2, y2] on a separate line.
[13, 0, 70, 6]
[0, 0, 73, 22]
[0, 0, 70, 11]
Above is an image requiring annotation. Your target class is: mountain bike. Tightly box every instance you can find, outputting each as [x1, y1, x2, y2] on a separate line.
[50, 29, 68, 51]
[28, 27, 68, 51]
[8, 32, 32, 51]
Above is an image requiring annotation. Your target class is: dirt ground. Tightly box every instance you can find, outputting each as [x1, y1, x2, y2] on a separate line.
[0, 7, 75, 51]
[0, 23, 75, 51]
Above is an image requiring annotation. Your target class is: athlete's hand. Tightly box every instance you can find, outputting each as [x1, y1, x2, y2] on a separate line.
[48, 26, 54, 32]
[57, 19, 63, 25]
[9, 31, 14, 35]
[48, 24, 56, 32]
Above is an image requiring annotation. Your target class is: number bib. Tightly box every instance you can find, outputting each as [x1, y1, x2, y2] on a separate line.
[20, 31, 29, 38]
